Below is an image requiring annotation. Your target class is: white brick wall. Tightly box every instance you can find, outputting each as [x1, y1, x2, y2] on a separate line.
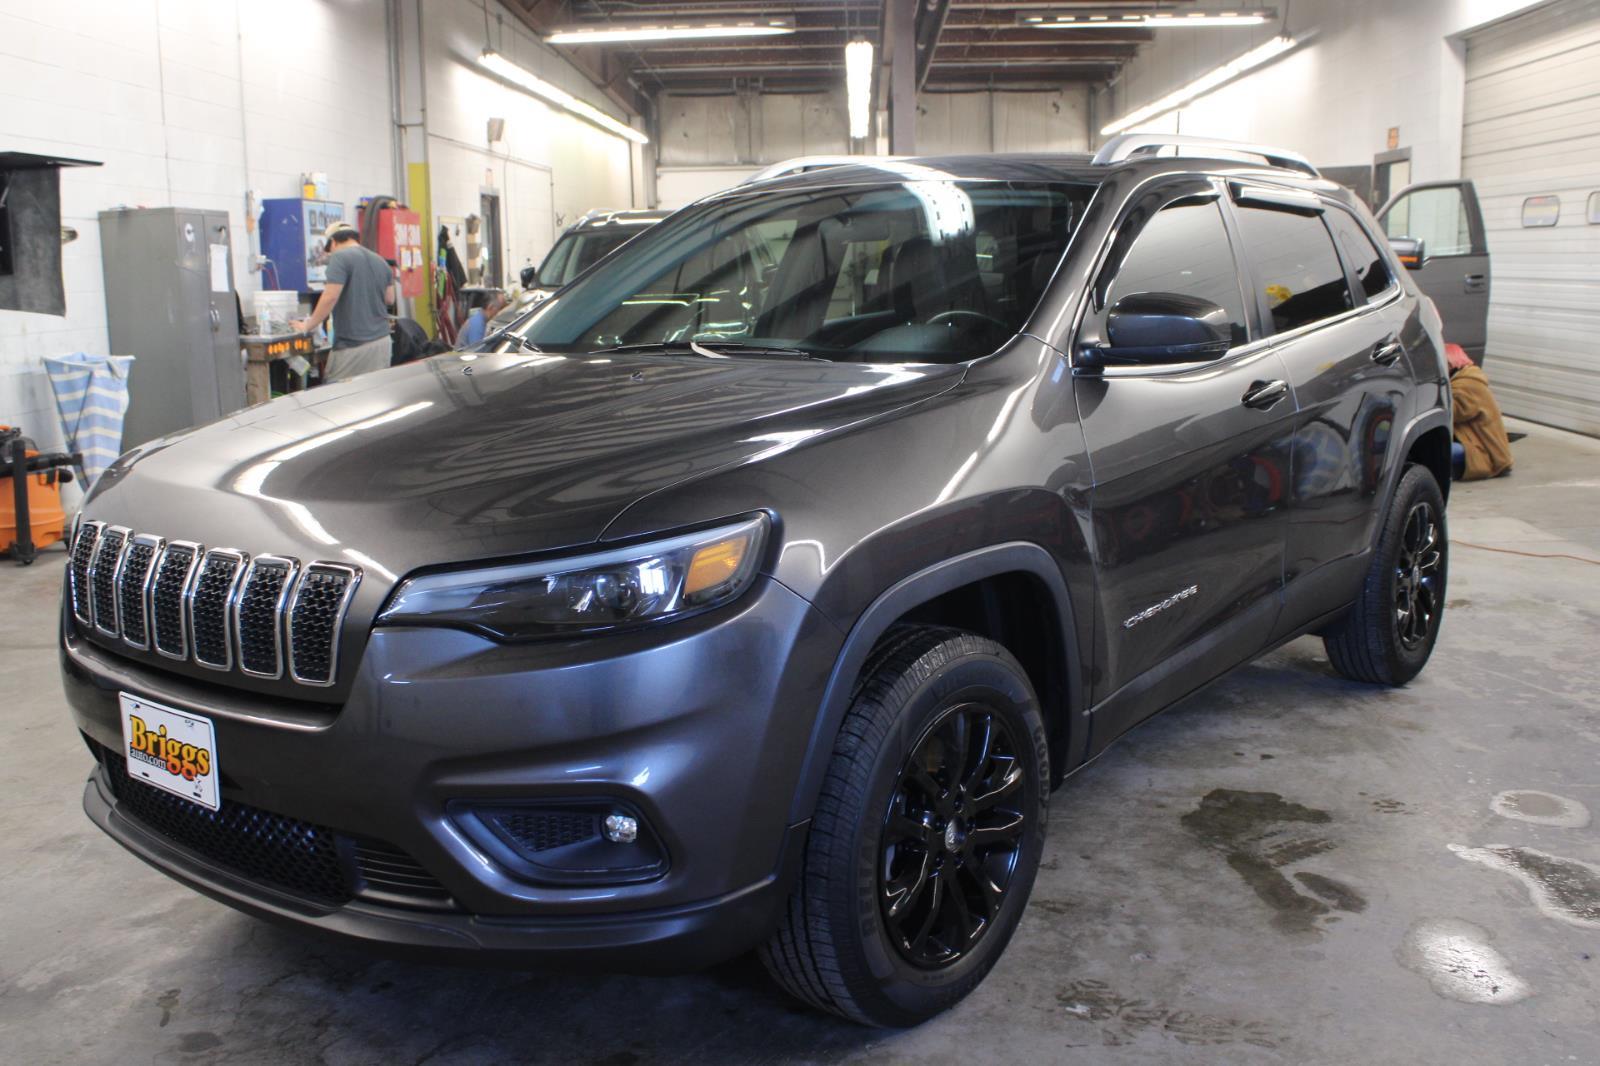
[0, 0, 394, 456]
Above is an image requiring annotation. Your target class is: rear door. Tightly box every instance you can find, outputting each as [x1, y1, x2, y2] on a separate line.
[1228, 186, 1413, 635]
[1377, 181, 1490, 362]
[1073, 177, 1295, 744]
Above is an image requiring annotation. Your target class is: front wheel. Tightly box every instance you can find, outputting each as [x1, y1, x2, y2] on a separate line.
[759, 626, 1049, 1026]
[1323, 463, 1448, 684]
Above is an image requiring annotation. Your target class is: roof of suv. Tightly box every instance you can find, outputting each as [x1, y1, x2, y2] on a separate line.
[572, 208, 672, 230]
[721, 136, 1347, 203]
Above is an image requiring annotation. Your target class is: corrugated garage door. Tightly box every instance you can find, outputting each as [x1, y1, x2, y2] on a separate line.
[1463, 0, 1600, 436]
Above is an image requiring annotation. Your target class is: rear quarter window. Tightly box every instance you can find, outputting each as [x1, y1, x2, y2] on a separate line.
[1325, 209, 1395, 300]
[1234, 206, 1354, 333]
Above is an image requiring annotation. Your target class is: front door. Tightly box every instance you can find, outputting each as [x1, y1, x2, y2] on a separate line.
[1073, 179, 1295, 748]
[1377, 181, 1490, 363]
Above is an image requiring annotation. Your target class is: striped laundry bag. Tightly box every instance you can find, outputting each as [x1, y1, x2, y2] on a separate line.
[42, 353, 136, 486]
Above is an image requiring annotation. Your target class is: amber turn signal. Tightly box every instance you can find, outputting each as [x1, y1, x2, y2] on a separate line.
[684, 534, 751, 598]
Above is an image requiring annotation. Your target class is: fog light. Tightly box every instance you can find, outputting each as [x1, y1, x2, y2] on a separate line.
[603, 813, 638, 843]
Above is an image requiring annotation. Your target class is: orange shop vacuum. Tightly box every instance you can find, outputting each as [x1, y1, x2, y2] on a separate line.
[1, 426, 81, 565]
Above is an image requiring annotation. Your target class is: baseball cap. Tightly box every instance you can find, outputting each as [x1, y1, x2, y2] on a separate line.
[324, 220, 359, 240]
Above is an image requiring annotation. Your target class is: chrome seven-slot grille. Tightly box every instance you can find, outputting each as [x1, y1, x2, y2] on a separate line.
[70, 521, 359, 687]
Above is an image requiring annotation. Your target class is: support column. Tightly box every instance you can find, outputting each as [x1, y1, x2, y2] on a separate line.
[888, 0, 917, 155]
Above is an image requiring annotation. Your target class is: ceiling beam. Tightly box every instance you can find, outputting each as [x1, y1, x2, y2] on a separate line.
[915, 0, 952, 89]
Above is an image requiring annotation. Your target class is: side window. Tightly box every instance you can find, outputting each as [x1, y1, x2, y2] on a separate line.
[1103, 200, 1248, 347]
[1234, 206, 1354, 334]
[1380, 186, 1472, 256]
[1325, 209, 1394, 300]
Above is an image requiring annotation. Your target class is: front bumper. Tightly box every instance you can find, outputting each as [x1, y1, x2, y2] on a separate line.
[62, 577, 840, 970]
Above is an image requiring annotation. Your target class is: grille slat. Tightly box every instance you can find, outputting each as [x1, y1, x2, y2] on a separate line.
[351, 839, 452, 905]
[150, 542, 200, 659]
[75, 525, 358, 687]
[189, 550, 247, 670]
[288, 564, 359, 686]
[70, 521, 104, 625]
[116, 536, 161, 649]
[235, 557, 295, 678]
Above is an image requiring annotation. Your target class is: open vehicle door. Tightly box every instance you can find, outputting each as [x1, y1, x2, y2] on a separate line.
[1377, 180, 1491, 365]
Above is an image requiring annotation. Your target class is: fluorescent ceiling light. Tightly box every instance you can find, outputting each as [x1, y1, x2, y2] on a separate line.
[1024, 10, 1273, 29]
[477, 50, 648, 145]
[1101, 34, 1298, 135]
[845, 39, 873, 140]
[548, 20, 795, 45]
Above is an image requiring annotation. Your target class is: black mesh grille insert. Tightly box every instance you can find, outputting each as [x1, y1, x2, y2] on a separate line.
[70, 523, 101, 622]
[191, 553, 243, 668]
[151, 544, 197, 657]
[484, 809, 599, 853]
[100, 745, 351, 905]
[290, 566, 351, 684]
[71, 518, 100, 617]
[237, 561, 291, 676]
[117, 540, 158, 646]
[352, 838, 452, 905]
[90, 528, 126, 632]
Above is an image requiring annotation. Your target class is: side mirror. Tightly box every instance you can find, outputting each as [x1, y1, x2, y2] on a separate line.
[1081, 292, 1233, 370]
[520, 264, 538, 288]
[1388, 236, 1425, 270]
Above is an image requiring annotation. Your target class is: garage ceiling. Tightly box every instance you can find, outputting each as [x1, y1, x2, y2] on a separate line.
[503, 1, 1203, 98]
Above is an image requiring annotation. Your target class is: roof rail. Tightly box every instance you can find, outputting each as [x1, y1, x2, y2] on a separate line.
[1092, 134, 1319, 178]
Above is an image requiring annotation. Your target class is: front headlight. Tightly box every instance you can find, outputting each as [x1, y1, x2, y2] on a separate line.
[376, 514, 769, 640]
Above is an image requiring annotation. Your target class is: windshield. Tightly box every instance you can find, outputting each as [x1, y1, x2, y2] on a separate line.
[537, 227, 650, 288]
[512, 179, 1091, 364]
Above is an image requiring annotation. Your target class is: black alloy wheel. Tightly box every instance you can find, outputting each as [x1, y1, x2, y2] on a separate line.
[1324, 462, 1448, 685]
[1394, 500, 1443, 650]
[880, 703, 1026, 968]
[760, 626, 1049, 1026]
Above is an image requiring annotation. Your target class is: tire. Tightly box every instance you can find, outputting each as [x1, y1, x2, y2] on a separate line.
[1323, 463, 1448, 685]
[759, 625, 1050, 1027]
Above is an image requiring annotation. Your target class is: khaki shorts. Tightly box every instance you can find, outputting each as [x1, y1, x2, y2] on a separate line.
[324, 336, 392, 382]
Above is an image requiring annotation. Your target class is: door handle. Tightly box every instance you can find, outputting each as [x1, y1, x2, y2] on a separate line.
[1241, 379, 1288, 410]
[1463, 273, 1487, 293]
[209, 307, 221, 332]
[1371, 341, 1404, 366]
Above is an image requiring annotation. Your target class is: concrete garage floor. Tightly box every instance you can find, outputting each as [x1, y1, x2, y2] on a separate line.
[3, 416, 1598, 1065]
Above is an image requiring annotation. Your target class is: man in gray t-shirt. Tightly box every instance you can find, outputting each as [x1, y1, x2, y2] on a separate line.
[292, 222, 396, 382]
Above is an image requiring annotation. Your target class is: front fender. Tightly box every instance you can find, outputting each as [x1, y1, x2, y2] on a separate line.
[784, 541, 1086, 824]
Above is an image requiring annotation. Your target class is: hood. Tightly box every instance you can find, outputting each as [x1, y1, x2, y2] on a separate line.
[86, 351, 961, 584]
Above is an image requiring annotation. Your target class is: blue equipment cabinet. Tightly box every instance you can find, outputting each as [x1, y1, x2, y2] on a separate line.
[259, 198, 346, 291]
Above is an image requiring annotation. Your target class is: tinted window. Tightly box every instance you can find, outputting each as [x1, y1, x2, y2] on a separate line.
[1326, 209, 1393, 300]
[537, 228, 645, 288]
[1104, 200, 1247, 346]
[1381, 186, 1472, 256]
[514, 181, 1091, 364]
[1235, 207, 1353, 333]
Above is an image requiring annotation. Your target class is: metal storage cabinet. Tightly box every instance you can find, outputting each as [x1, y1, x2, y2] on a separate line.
[99, 208, 245, 450]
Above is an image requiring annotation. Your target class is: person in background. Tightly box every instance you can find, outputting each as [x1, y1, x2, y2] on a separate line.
[291, 221, 395, 382]
[458, 291, 508, 347]
[1447, 343, 1513, 480]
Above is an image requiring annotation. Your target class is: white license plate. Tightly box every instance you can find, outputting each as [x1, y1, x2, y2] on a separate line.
[118, 692, 220, 811]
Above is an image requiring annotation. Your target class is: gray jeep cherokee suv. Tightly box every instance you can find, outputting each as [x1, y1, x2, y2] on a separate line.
[61, 136, 1451, 1027]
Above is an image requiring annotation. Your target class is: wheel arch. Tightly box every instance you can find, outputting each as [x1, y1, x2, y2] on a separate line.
[786, 542, 1084, 825]
[1393, 407, 1452, 517]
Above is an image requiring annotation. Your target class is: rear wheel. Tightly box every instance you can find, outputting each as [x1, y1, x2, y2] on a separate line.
[1324, 463, 1447, 684]
[759, 626, 1049, 1026]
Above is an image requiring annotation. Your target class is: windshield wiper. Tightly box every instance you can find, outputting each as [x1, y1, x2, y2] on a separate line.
[482, 329, 543, 353]
[591, 340, 828, 361]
